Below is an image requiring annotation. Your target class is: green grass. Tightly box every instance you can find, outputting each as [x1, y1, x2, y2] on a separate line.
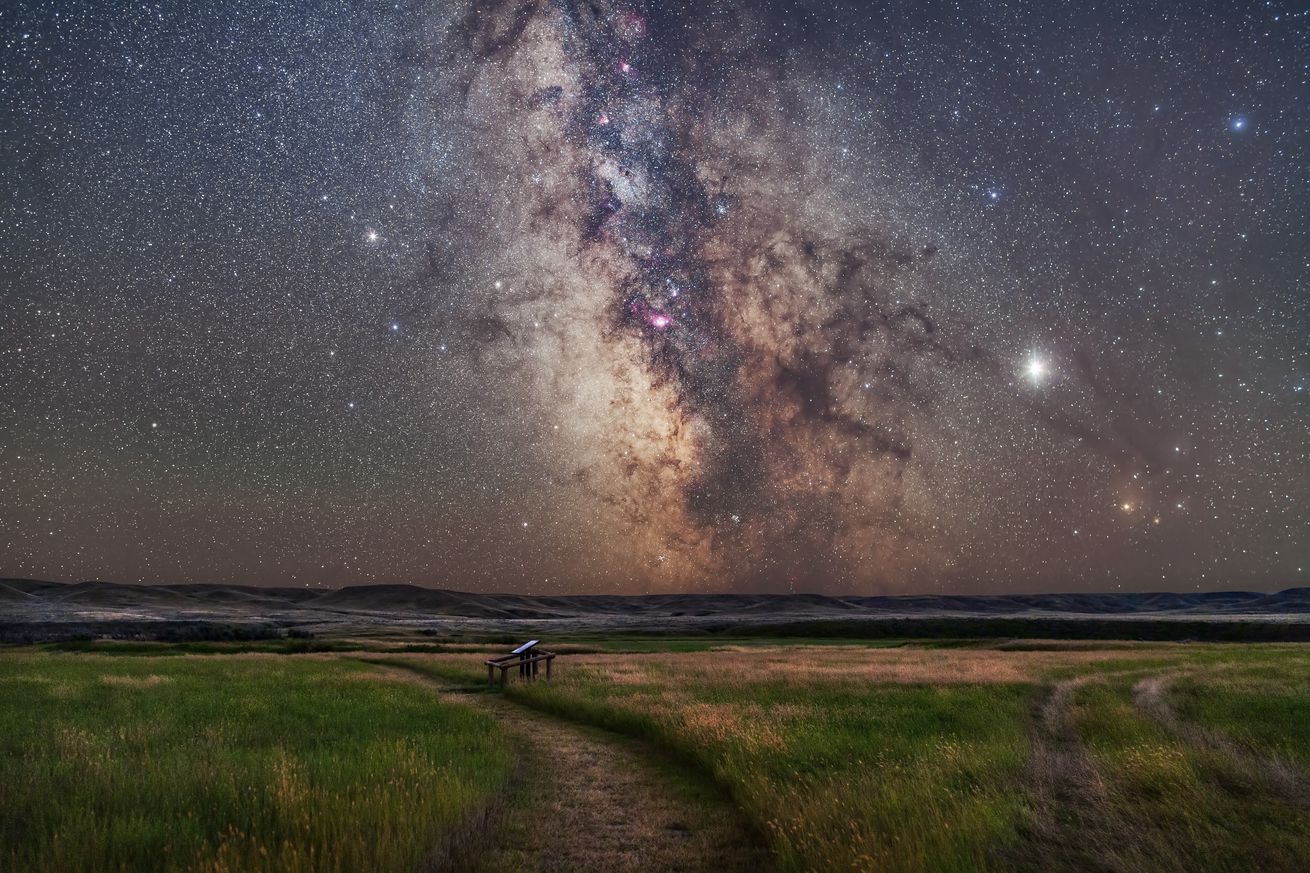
[42, 639, 371, 655]
[0, 652, 512, 873]
[376, 644, 1036, 870]
[1072, 676, 1310, 871]
[1171, 650, 1310, 768]
[497, 650, 1033, 872]
[426, 640, 1310, 873]
[38, 639, 496, 656]
[364, 655, 497, 689]
[8, 639, 1310, 872]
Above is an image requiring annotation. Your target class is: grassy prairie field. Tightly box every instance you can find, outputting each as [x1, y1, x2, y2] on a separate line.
[4, 639, 1310, 873]
[0, 652, 512, 873]
[400, 640, 1310, 873]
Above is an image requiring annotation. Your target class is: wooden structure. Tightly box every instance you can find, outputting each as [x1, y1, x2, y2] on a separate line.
[485, 639, 556, 687]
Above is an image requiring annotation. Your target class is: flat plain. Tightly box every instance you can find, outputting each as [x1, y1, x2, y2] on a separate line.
[4, 635, 1310, 872]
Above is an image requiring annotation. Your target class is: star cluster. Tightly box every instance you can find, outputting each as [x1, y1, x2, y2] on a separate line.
[1, 0, 1306, 593]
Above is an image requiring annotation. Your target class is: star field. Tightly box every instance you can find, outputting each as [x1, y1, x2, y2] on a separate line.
[0, 0, 1306, 593]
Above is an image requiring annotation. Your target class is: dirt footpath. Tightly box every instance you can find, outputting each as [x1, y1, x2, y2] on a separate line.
[371, 662, 767, 873]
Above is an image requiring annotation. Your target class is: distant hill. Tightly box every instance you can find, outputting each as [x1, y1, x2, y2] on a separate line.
[4, 578, 1310, 621]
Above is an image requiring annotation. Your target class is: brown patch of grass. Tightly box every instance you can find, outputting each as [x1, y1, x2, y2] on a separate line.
[100, 673, 171, 688]
[555, 646, 1138, 688]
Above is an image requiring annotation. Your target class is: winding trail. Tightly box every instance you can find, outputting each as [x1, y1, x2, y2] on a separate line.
[370, 662, 766, 873]
[1016, 671, 1310, 873]
[1016, 678, 1126, 873]
[1132, 673, 1310, 807]
[1014, 676, 1194, 873]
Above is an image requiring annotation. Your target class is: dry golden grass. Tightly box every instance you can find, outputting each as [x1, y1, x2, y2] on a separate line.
[558, 644, 1139, 686]
[100, 673, 172, 688]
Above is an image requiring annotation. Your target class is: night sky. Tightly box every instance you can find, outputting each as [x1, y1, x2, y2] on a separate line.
[2, 0, 1306, 594]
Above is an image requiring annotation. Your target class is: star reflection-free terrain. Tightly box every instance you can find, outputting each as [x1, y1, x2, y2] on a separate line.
[1, 0, 1306, 593]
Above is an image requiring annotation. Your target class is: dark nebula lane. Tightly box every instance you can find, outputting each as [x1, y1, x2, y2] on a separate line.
[1, 0, 1306, 593]
[453, 1, 1030, 589]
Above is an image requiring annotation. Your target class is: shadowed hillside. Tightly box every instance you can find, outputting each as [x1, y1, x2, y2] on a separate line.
[4, 579, 1310, 644]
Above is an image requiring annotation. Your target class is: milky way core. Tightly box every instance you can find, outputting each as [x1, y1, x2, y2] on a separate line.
[2, 0, 1306, 592]
[442, 2, 995, 590]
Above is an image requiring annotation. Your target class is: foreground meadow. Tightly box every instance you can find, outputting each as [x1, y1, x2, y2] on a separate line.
[5, 639, 1309, 873]
[0, 653, 511, 873]
[408, 640, 1310, 873]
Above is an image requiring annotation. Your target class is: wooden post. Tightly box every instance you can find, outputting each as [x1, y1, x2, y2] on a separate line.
[487, 663, 494, 685]
[499, 665, 507, 687]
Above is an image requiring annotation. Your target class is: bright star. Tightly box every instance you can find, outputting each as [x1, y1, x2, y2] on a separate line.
[1025, 354, 1047, 382]
[1229, 116, 1247, 132]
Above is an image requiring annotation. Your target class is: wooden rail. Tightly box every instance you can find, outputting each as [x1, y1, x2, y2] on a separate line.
[485, 640, 556, 686]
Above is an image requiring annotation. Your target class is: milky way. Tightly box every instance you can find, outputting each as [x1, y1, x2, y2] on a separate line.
[1, 0, 1306, 592]
[439, 1, 999, 589]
